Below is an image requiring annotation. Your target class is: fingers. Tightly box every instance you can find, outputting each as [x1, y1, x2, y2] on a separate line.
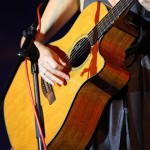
[37, 44, 70, 85]
[40, 68, 63, 85]
[59, 57, 67, 66]
[39, 63, 69, 85]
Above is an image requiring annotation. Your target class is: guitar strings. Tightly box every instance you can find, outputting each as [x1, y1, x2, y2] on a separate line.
[69, 38, 90, 63]
[69, 0, 132, 66]
[61, 0, 134, 67]
[68, 0, 131, 62]
[88, 0, 133, 44]
[70, 0, 132, 66]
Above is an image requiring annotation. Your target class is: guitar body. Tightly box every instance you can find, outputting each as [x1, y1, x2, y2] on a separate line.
[4, 2, 137, 150]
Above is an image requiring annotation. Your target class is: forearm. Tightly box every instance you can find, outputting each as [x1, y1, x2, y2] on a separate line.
[37, 0, 80, 43]
[139, 0, 150, 11]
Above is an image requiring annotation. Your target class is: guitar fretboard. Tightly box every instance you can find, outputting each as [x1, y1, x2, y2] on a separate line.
[88, 0, 136, 45]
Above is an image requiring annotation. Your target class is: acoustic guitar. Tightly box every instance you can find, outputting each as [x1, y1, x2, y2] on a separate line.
[4, 0, 138, 149]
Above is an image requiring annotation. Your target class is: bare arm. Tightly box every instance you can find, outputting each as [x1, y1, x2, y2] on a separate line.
[33, 0, 80, 85]
[37, 0, 80, 42]
[138, 0, 150, 11]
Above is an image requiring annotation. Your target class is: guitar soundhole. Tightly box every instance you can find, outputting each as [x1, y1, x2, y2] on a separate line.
[70, 37, 91, 67]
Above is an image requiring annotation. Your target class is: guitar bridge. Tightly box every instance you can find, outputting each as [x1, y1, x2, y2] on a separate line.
[41, 78, 56, 105]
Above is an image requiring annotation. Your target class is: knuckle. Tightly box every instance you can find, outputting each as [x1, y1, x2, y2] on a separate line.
[52, 63, 59, 70]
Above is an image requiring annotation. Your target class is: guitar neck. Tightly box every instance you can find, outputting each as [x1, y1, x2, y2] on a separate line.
[88, 0, 137, 45]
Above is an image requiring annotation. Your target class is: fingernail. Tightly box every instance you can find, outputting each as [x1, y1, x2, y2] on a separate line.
[65, 76, 69, 80]
[51, 82, 54, 86]
[63, 62, 67, 66]
[58, 81, 63, 85]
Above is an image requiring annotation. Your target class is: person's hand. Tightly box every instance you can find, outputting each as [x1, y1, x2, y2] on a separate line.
[35, 41, 70, 85]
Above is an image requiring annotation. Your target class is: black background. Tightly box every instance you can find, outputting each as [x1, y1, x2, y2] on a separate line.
[0, 0, 42, 149]
[0, 1, 79, 149]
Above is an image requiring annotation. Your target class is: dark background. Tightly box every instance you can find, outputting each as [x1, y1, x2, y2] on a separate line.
[0, 0, 42, 149]
[0, 1, 79, 149]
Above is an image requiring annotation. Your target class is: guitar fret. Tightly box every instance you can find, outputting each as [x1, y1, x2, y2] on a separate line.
[88, 0, 135, 46]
